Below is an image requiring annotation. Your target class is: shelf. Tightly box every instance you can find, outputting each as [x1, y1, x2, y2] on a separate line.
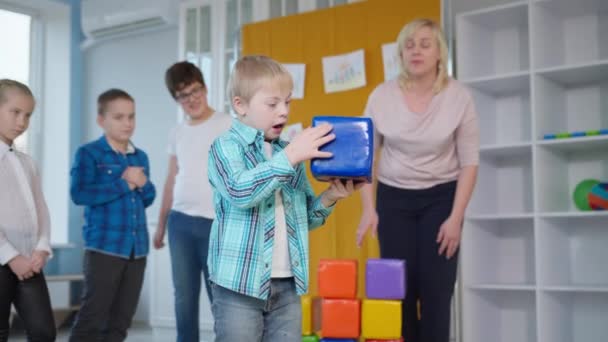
[463, 218, 535, 286]
[467, 213, 535, 220]
[533, 70, 608, 148]
[469, 75, 531, 145]
[535, 60, 608, 86]
[535, 145, 608, 212]
[457, 2, 529, 79]
[46, 274, 85, 282]
[463, 289, 536, 342]
[532, 0, 608, 69]
[537, 135, 608, 153]
[458, 1, 608, 340]
[469, 284, 536, 292]
[50, 243, 77, 249]
[542, 286, 608, 293]
[538, 211, 608, 218]
[470, 147, 533, 215]
[462, 71, 530, 96]
[538, 291, 608, 342]
[481, 142, 532, 159]
[538, 216, 608, 287]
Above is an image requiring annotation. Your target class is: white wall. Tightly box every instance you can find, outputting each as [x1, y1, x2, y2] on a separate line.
[83, 27, 179, 322]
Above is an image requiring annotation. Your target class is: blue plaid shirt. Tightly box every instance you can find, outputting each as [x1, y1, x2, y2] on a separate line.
[70, 136, 156, 259]
[208, 119, 334, 299]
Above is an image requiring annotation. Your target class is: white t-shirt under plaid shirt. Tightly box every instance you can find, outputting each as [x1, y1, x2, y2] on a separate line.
[263, 141, 292, 278]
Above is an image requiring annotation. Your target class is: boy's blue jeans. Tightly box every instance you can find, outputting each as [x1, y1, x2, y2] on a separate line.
[167, 210, 213, 342]
[211, 278, 302, 342]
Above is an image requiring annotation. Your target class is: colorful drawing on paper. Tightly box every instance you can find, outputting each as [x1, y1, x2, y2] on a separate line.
[322, 49, 366, 93]
[382, 42, 400, 81]
[282, 64, 306, 99]
[280, 122, 303, 142]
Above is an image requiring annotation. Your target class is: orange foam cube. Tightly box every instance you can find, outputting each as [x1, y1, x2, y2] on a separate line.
[318, 259, 357, 298]
[321, 298, 360, 338]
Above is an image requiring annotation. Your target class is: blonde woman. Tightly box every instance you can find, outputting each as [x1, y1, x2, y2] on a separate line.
[357, 19, 479, 342]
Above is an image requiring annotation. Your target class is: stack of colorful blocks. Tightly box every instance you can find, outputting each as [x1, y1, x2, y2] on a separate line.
[319, 259, 360, 342]
[301, 258, 406, 342]
[362, 259, 406, 342]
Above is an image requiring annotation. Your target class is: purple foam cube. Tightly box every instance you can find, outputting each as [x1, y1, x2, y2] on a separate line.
[365, 258, 406, 300]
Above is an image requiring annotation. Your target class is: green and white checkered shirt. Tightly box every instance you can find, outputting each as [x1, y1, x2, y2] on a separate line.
[207, 119, 334, 299]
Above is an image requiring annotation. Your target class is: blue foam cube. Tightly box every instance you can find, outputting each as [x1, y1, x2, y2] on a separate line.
[311, 116, 374, 183]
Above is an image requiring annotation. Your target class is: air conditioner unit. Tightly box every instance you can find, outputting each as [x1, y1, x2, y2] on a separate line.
[81, 0, 177, 48]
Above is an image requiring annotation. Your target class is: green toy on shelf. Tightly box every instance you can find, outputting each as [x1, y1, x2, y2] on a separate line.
[573, 179, 601, 211]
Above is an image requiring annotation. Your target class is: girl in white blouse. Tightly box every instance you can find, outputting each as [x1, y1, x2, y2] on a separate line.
[0, 79, 55, 341]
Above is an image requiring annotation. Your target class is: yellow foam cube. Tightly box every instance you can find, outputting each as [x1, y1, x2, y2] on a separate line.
[301, 295, 313, 335]
[362, 299, 402, 339]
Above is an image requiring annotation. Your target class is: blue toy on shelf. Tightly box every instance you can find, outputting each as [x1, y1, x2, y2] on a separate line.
[543, 129, 608, 140]
[310, 116, 374, 183]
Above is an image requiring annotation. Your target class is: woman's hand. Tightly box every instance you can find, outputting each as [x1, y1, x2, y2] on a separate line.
[356, 206, 378, 247]
[436, 215, 462, 259]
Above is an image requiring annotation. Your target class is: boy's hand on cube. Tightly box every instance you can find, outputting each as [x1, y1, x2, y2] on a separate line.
[8, 255, 35, 281]
[321, 179, 364, 207]
[30, 250, 50, 273]
[284, 123, 335, 165]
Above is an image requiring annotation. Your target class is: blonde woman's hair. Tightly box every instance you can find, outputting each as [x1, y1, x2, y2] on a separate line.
[227, 55, 293, 107]
[396, 18, 449, 94]
[0, 79, 33, 105]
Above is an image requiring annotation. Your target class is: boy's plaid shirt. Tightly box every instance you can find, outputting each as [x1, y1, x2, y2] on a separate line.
[208, 119, 334, 299]
[70, 136, 156, 259]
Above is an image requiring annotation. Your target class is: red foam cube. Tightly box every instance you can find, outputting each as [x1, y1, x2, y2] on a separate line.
[318, 259, 357, 299]
[321, 298, 360, 338]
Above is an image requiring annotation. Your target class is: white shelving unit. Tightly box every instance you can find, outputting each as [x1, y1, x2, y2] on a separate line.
[457, 0, 608, 341]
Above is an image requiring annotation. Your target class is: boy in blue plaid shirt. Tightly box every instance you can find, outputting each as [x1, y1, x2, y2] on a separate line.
[69, 89, 156, 342]
[208, 55, 362, 342]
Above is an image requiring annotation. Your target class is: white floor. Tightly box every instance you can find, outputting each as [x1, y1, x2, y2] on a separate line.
[10, 323, 215, 342]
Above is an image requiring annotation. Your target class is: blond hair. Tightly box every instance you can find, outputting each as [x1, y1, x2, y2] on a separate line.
[227, 55, 293, 107]
[396, 18, 449, 94]
[0, 79, 34, 105]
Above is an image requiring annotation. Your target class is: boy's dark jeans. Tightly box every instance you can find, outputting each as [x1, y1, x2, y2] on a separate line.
[69, 250, 146, 342]
[0, 265, 56, 342]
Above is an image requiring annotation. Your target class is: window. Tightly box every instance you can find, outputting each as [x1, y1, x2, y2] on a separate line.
[181, 0, 254, 115]
[180, 0, 307, 116]
[0, 8, 32, 152]
[316, 0, 348, 9]
[270, 0, 298, 18]
[183, 4, 214, 109]
[223, 0, 253, 113]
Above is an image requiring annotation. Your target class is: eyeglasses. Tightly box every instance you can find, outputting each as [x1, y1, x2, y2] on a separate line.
[175, 85, 205, 104]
